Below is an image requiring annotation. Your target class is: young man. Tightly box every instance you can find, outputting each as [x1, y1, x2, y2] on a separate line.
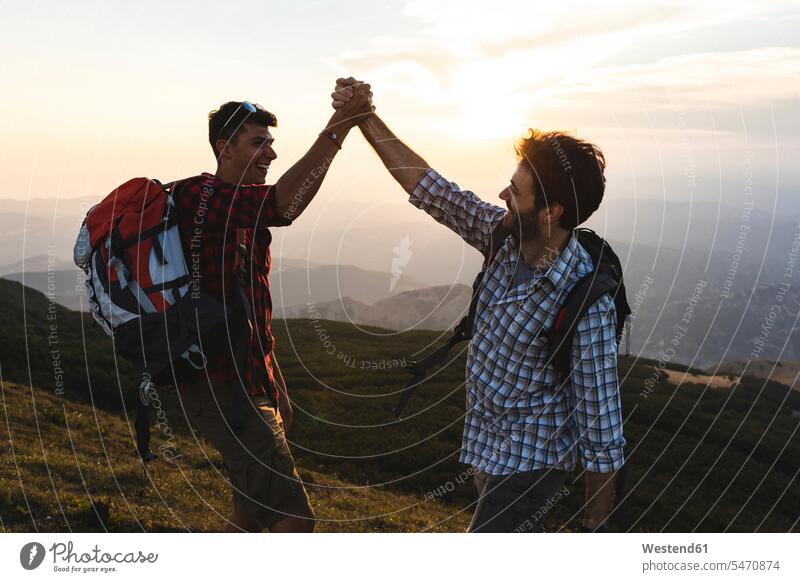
[333, 79, 624, 533]
[174, 84, 373, 533]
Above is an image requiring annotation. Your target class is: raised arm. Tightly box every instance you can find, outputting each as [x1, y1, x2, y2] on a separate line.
[333, 80, 505, 255]
[273, 80, 374, 221]
[357, 114, 430, 194]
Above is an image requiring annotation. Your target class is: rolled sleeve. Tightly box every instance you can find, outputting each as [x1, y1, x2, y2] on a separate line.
[410, 169, 506, 255]
[570, 295, 626, 472]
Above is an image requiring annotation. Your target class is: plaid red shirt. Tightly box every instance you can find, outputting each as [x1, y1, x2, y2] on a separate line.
[172, 172, 291, 398]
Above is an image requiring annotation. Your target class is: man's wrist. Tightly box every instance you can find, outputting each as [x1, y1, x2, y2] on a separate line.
[319, 129, 343, 149]
[328, 109, 362, 132]
[357, 112, 379, 130]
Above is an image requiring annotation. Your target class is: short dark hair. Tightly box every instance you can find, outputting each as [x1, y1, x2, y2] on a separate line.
[208, 101, 277, 157]
[515, 129, 606, 230]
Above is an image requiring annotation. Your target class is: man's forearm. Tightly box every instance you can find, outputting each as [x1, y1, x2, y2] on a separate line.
[583, 470, 617, 529]
[360, 113, 506, 254]
[273, 115, 352, 222]
[359, 115, 430, 194]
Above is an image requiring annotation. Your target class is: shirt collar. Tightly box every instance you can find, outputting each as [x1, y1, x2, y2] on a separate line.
[543, 233, 583, 287]
[502, 232, 586, 291]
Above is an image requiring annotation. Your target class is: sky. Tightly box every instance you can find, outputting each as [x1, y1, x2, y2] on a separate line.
[1, 0, 798, 224]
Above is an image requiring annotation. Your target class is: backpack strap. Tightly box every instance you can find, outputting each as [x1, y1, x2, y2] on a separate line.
[153, 179, 176, 192]
[457, 221, 510, 342]
[135, 378, 157, 468]
[547, 263, 621, 378]
[573, 228, 631, 343]
[227, 229, 257, 431]
[545, 235, 631, 528]
[393, 220, 510, 419]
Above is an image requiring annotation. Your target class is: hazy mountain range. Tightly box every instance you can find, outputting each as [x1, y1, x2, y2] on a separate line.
[2, 193, 798, 369]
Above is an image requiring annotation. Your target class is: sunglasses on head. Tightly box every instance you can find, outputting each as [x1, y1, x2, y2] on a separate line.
[219, 101, 265, 134]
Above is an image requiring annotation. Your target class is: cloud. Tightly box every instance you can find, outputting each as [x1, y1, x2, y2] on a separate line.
[557, 47, 800, 109]
[323, 0, 799, 138]
[328, 0, 796, 78]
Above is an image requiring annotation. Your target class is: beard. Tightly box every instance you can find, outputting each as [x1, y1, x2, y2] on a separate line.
[503, 208, 540, 241]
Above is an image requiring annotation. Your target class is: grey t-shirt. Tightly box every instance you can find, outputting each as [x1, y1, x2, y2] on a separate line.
[511, 258, 543, 289]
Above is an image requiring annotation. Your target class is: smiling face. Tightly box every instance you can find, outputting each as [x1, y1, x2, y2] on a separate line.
[216, 122, 277, 185]
[499, 162, 542, 239]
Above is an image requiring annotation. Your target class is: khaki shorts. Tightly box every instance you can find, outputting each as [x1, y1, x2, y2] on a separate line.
[180, 381, 313, 530]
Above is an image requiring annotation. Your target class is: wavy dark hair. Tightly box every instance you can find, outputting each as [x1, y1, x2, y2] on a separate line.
[208, 101, 277, 157]
[515, 129, 606, 230]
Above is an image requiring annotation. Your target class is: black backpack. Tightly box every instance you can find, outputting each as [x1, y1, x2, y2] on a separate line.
[393, 224, 632, 418]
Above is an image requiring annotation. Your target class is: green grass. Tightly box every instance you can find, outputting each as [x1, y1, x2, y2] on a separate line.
[1, 278, 798, 532]
[0, 379, 470, 532]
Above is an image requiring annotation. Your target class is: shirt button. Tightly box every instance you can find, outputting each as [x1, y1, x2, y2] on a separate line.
[511, 433, 519, 442]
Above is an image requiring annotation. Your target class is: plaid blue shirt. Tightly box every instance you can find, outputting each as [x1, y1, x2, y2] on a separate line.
[410, 169, 625, 475]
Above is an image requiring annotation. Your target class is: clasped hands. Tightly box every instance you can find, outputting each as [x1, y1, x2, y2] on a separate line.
[330, 77, 374, 128]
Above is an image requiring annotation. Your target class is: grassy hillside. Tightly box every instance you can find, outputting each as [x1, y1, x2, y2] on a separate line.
[0, 379, 469, 532]
[1, 278, 798, 532]
[271, 318, 800, 532]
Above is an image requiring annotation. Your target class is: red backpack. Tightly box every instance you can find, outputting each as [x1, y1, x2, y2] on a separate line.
[74, 178, 236, 462]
